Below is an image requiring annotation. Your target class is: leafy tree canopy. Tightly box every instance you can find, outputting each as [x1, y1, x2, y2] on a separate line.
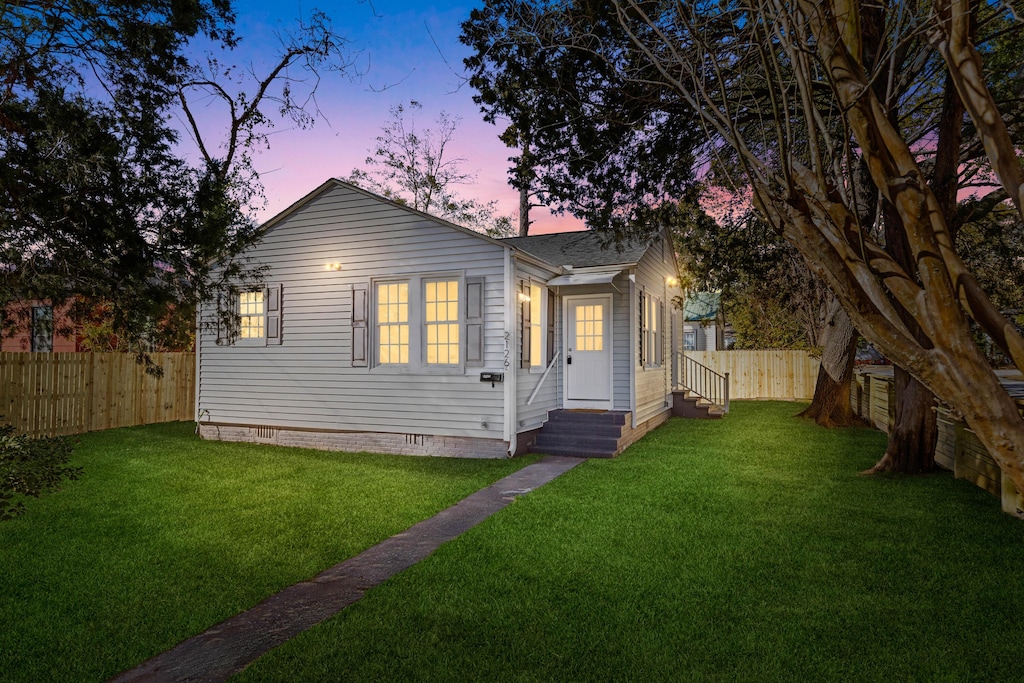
[461, 0, 701, 243]
[347, 101, 515, 237]
[1, 1, 351, 355]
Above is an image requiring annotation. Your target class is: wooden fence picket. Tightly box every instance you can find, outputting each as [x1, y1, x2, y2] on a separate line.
[0, 352, 195, 438]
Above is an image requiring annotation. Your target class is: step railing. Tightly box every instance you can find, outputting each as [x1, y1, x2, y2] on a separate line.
[675, 351, 730, 414]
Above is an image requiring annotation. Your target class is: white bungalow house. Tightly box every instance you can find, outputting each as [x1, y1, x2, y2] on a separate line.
[196, 179, 683, 458]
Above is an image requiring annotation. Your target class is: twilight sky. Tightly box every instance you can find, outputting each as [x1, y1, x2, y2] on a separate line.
[178, 0, 584, 233]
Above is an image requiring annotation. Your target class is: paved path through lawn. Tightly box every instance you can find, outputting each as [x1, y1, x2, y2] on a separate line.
[110, 455, 583, 683]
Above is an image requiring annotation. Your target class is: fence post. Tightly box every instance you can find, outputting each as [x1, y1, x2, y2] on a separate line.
[724, 372, 731, 414]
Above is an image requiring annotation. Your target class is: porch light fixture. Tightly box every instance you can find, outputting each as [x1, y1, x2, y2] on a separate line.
[324, 262, 342, 272]
[666, 276, 679, 287]
[517, 292, 531, 302]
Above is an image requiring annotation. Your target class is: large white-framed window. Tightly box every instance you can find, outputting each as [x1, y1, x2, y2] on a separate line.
[372, 275, 464, 371]
[376, 281, 410, 365]
[529, 282, 546, 371]
[640, 290, 663, 367]
[424, 279, 460, 366]
[238, 291, 265, 339]
[232, 285, 282, 346]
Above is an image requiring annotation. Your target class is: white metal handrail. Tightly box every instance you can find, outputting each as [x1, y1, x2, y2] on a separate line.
[675, 351, 730, 413]
[526, 351, 561, 405]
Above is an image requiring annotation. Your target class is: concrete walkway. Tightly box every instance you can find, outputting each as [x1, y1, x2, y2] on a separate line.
[110, 455, 583, 683]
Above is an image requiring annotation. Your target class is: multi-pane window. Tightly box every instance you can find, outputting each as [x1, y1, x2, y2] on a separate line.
[529, 283, 544, 367]
[239, 291, 265, 339]
[640, 291, 662, 366]
[377, 282, 410, 364]
[31, 305, 53, 352]
[575, 304, 604, 351]
[684, 330, 697, 351]
[425, 280, 459, 365]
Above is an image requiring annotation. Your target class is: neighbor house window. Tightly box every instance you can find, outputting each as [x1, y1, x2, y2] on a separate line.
[684, 329, 697, 351]
[425, 279, 459, 365]
[377, 282, 410, 365]
[238, 291, 265, 339]
[31, 305, 53, 352]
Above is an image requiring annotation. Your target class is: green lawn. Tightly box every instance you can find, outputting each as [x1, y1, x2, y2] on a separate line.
[238, 402, 1024, 682]
[0, 423, 534, 682]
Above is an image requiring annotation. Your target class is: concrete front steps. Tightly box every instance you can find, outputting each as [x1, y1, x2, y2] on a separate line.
[671, 391, 725, 419]
[528, 408, 669, 458]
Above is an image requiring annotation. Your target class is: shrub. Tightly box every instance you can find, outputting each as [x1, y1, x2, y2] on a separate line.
[0, 425, 80, 521]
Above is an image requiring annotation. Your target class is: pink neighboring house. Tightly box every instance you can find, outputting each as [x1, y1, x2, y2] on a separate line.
[1, 301, 81, 352]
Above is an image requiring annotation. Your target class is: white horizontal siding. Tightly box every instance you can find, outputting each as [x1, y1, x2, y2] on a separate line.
[634, 243, 679, 424]
[198, 183, 509, 440]
[549, 278, 631, 411]
[515, 260, 561, 431]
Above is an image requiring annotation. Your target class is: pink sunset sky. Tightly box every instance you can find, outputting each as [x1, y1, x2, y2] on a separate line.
[176, 0, 585, 234]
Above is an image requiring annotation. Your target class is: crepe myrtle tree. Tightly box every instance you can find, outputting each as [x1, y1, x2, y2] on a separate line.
[604, 0, 1024, 487]
[463, 0, 1024, 489]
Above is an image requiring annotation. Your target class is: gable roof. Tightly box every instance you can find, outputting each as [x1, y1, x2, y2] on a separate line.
[259, 178, 511, 249]
[683, 291, 722, 321]
[500, 231, 652, 269]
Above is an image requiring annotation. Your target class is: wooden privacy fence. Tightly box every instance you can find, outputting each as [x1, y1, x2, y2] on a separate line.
[852, 367, 1024, 516]
[0, 353, 195, 438]
[685, 350, 820, 400]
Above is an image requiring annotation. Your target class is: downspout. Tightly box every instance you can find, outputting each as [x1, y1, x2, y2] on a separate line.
[194, 297, 203, 433]
[664, 274, 672, 407]
[628, 271, 637, 428]
[504, 248, 518, 457]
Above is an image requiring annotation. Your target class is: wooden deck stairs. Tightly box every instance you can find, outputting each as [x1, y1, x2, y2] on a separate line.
[671, 391, 725, 419]
[529, 410, 634, 458]
[672, 351, 730, 420]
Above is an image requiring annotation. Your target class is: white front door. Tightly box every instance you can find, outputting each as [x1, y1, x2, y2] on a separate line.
[564, 295, 613, 408]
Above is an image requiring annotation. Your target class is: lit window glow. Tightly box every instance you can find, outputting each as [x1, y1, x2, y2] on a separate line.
[575, 304, 603, 351]
[530, 283, 543, 365]
[377, 282, 409, 364]
[425, 280, 459, 364]
[239, 291, 265, 338]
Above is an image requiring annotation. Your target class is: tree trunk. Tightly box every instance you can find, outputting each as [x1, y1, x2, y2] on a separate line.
[865, 197, 940, 473]
[798, 299, 859, 427]
[864, 365, 939, 474]
[518, 184, 530, 237]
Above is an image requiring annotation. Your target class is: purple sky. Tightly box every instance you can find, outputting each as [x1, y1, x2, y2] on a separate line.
[177, 1, 583, 233]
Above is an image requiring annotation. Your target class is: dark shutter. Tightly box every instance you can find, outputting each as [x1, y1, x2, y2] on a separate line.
[547, 289, 556, 363]
[215, 293, 227, 346]
[266, 284, 282, 345]
[521, 281, 531, 368]
[466, 276, 485, 367]
[352, 283, 368, 367]
[657, 301, 664, 365]
[639, 292, 645, 364]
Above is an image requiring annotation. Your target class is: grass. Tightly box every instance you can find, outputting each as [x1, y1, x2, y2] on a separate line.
[0, 422, 534, 682]
[237, 402, 1024, 682]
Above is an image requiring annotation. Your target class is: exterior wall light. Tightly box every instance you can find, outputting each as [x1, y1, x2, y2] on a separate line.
[666, 276, 679, 286]
[324, 262, 342, 272]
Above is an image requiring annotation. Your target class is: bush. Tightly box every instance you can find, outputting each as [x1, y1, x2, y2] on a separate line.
[0, 425, 80, 521]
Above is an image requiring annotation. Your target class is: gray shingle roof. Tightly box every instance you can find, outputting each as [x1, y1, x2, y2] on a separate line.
[501, 231, 652, 268]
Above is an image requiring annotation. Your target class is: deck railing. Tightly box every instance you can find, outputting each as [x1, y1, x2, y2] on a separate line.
[675, 351, 730, 413]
